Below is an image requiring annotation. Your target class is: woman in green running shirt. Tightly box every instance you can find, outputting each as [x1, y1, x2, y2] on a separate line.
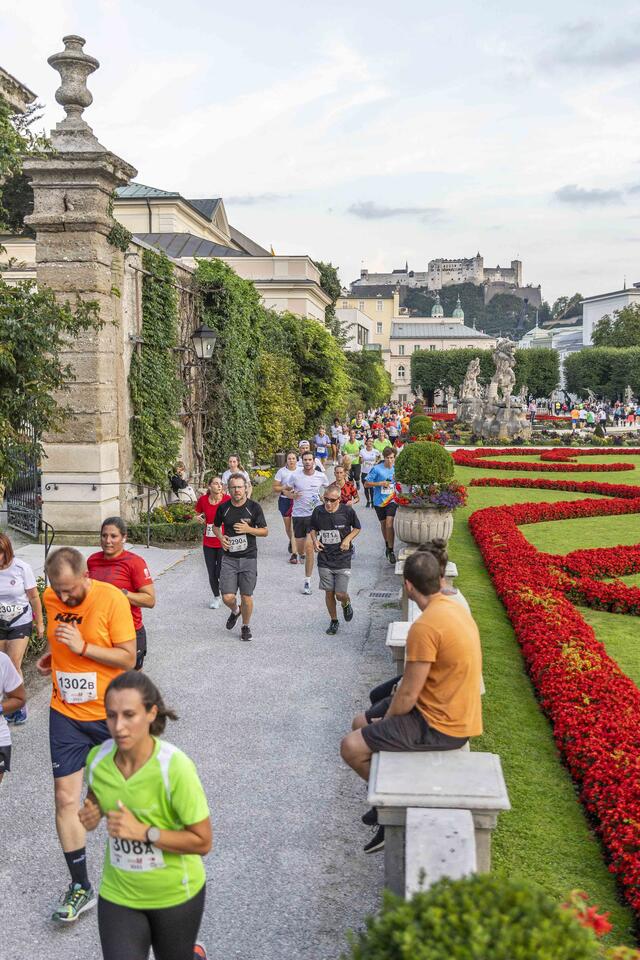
[79, 671, 212, 960]
[342, 429, 363, 489]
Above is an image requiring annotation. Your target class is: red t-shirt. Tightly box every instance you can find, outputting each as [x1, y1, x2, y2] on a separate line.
[196, 494, 230, 548]
[86, 550, 153, 631]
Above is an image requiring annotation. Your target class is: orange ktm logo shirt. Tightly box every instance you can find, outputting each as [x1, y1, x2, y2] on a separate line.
[43, 579, 135, 722]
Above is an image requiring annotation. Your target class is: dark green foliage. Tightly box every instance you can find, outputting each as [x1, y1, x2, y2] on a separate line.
[592, 304, 640, 348]
[395, 441, 454, 485]
[0, 98, 48, 232]
[313, 260, 346, 342]
[129, 249, 183, 486]
[403, 283, 536, 338]
[345, 350, 392, 411]
[564, 348, 640, 398]
[411, 347, 558, 398]
[0, 277, 101, 486]
[343, 875, 601, 960]
[107, 221, 132, 253]
[196, 258, 263, 472]
[410, 418, 433, 437]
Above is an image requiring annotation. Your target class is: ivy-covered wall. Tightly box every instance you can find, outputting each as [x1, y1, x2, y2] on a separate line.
[129, 248, 183, 486]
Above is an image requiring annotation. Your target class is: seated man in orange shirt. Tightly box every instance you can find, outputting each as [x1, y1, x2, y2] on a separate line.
[340, 550, 482, 854]
[36, 547, 136, 923]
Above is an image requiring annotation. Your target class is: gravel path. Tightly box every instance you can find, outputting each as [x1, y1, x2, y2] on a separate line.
[1, 493, 398, 960]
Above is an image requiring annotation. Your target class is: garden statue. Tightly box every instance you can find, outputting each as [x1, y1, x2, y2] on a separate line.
[487, 338, 517, 403]
[460, 358, 482, 400]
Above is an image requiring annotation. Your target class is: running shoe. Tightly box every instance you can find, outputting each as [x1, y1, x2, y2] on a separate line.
[226, 608, 241, 630]
[240, 625, 252, 642]
[342, 602, 354, 622]
[288, 554, 298, 565]
[303, 581, 312, 595]
[193, 945, 208, 959]
[209, 597, 221, 610]
[51, 883, 97, 923]
[326, 620, 339, 635]
[361, 806, 378, 826]
[364, 825, 385, 854]
[11, 706, 27, 725]
[388, 550, 397, 565]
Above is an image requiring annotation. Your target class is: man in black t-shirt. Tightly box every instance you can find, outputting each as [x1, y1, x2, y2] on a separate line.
[310, 483, 361, 635]
[213, 473, 268, 642]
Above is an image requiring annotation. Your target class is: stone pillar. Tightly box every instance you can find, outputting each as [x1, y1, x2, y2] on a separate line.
[23, 36, 137, 534]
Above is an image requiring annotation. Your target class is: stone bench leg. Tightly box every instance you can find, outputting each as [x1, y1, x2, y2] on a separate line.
[383, 825, 405, 898]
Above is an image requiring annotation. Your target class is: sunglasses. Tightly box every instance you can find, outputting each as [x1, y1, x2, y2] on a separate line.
[323, 497, 340, 503]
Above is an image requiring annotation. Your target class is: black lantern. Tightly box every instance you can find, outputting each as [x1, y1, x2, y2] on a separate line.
[191, 324, 217, 361]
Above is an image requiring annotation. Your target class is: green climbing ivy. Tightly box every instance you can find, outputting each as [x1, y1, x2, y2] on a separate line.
[106, 190, 132, 252]
[195, 258, 263, 471]
[129, 248, 183, 486]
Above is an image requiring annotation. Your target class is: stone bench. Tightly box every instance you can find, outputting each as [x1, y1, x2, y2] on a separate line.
[405, 808, 476, 897]
[368, 750, 510, 897]
[399, 557, 459, 619]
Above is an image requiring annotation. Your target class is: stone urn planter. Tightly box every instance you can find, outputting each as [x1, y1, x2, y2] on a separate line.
[394, 504, 454, 547]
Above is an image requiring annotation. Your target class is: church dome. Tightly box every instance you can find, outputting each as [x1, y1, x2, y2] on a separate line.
[452, 295, 464, 320]
[431, 293, 444, 318]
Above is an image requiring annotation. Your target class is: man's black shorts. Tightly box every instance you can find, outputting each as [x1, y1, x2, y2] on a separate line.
[0, 621, 33, 641]
[0, 744, 11, 773]
[374, 502, 398, 522]
[361, 697, 468, 752]
[49, 708, 110, 779]
[293, 516, 314, 539]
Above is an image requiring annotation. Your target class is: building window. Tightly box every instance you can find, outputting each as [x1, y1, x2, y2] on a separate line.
[358, 300, 364, 311]
[397, 364, 406, 379]
[429, 344, 436, 351]
[398, 344, 405, 356]
[414, 344, 420, 353]
[398, 393, 407, 403]
[376, 298, 383, 312]
[376, 322, 383, 334]
[357, 325, 368, 346]
[342, 300, 348, 309]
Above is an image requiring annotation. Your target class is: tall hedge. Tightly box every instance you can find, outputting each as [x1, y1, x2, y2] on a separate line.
[255, 352, 305, 461]
[411, 347, 559, 398]
[564, 347, 640, 398]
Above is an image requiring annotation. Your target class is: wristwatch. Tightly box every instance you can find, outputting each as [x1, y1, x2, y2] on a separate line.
[146, 826, 161, 844]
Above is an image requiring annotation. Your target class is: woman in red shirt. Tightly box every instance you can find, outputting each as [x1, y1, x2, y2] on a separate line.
[334, 464, 359, 506]
[195, 476, 230, 610]
[87, 517, 156, 670]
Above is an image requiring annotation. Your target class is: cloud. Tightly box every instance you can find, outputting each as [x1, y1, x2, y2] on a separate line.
[226, 193, 290, 205]
[627, 184, 640, 194]
[554, 184, 623, 207]
[539, 23, 640, 70]
[347, 201, 443, 222]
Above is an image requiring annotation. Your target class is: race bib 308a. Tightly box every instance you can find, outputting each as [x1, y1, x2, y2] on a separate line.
[109, 836, 165, 872]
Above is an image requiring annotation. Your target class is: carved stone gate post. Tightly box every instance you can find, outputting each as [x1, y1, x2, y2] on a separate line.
[23, 36, 137, 533]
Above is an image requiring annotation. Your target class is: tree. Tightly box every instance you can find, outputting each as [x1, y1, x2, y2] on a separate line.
[255, 352, 305, 461]
[564, 347, 640, 398]
[313, 260, 347, 344]
[345, 350, 392, 411]
[402, 283, 536, 338]
[411, 347, 559, 398]
[552, 292, 582, 321]
[592, 304, 640, 348]
[515, 348, 559, 397]
[0, 277, 100, 486]
[0, 98, 47, 233]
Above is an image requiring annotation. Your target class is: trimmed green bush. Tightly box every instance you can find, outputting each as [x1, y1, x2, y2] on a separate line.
[410, 418, 433, 437]
[395, 440, 454, 485]
[344, 875, 601, 960]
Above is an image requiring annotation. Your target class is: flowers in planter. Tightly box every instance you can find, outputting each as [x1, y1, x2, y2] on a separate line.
[394, 440, 466, 511]
[395, 481, 467, 510]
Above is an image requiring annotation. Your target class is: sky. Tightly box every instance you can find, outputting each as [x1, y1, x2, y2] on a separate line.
[2, 0, 640, 302]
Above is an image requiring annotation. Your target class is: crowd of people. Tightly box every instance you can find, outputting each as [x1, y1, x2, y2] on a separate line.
[0, 401, 489, 958]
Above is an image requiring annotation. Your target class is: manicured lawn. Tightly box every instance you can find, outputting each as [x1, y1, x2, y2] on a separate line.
[448, 453, 640, 945]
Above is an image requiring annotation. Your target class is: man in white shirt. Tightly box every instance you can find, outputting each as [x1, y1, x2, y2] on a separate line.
[285, 451, 326, 595]
[297, 440, 326, 474]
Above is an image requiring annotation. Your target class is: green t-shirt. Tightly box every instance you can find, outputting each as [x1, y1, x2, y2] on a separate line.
[86, 738, 209, 909]
[343, 440, 362, 464]
[373, 439, 388, 456]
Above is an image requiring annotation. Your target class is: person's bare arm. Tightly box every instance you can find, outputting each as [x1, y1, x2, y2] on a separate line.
[54, 624, 136, 670]
[123, 583, 156, 610]
[385, 662, 432, 717]
[106, 802, 212, 855]
[2, 682, 26, 716]
[26, 587, 45, 637]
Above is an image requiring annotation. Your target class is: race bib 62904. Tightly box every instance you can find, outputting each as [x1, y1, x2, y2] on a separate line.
[55, 671, 98, 704]
[109, 836, 165, 872]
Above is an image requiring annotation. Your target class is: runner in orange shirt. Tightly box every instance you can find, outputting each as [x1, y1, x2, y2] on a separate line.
[36, 547, 136, 924]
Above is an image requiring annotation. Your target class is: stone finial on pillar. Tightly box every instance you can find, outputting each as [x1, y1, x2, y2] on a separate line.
[47, 35, 105, 151]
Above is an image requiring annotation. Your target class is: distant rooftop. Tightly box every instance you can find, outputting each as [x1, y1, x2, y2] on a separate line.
[391, 322, 491, 339]
[116, 183, 222, 225]
[134, 233, 247, 259]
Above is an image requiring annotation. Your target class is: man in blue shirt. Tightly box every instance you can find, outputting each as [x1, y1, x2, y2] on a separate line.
[364, 447, 397, 564]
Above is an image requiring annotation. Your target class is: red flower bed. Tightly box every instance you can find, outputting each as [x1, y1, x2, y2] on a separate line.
[470, 476, 640, 499]
[454, 447, 640, 473]
[468, 477, 640, 914]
